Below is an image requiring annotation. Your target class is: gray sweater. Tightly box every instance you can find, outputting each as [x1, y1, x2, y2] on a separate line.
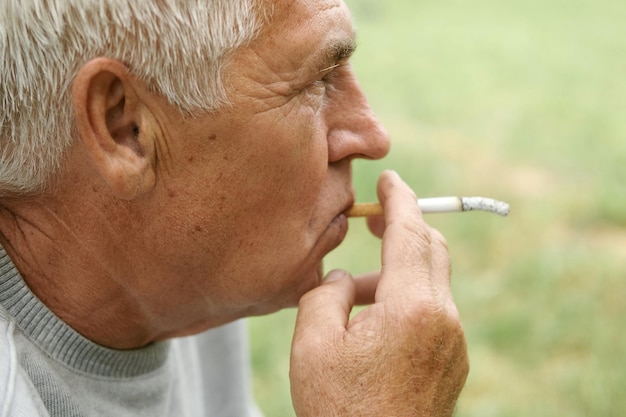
[0, 246, 262, 417]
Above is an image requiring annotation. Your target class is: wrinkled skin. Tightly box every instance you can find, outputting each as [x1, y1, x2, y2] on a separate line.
[0, 0, 469, 414]
[291, 171, 468, 416]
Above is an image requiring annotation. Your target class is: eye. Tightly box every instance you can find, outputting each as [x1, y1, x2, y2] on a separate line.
[306, 64, 341, 96]
[319, 64, 341, 89]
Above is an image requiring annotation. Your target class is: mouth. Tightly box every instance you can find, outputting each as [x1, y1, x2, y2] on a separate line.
[323, 213, 349, 255]
[310, 196, 353, 251]
[327, 195, 355, 242]
[339, 194, 356, 219]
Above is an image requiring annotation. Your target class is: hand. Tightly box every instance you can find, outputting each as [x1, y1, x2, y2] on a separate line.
[290, 170, 469, 416]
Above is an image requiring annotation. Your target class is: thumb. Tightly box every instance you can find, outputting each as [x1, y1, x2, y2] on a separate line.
[294, 270, 355, 341]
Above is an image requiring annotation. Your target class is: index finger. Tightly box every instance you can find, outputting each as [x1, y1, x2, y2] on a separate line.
[374, 170, 440, 301]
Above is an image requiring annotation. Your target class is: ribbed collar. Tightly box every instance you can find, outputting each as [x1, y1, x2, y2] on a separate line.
[0, 245, 169, 378]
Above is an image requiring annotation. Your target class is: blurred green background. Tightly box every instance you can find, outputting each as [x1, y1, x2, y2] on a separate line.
[249, 0, 626, 415]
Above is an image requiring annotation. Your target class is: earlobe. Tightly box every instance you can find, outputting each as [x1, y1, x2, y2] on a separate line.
[72, 58, 156, 200]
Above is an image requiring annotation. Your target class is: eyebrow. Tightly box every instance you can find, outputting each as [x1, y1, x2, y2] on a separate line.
[317, 38, 357, 72]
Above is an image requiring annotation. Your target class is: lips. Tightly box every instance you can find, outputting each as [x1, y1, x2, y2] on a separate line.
[318, 192, 352, 237]
[337, 189, 355, 218]
[328, 194, 354, 238]
[341, 196, 356, 216]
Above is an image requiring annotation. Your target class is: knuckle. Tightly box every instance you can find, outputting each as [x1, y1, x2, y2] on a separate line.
[391, 217, 431, 247]
[427, 226, 448, 250]
[400, 298, 464, 336]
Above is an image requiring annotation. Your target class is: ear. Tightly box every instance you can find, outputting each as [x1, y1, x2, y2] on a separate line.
[72, 58, 156, 200]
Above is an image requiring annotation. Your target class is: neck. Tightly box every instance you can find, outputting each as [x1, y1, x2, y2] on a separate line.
[0, 194, 165, 349]
[0, 143, 236, 348]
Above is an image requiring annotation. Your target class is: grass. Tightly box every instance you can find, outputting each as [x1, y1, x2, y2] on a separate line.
[248, 0, 626, 415]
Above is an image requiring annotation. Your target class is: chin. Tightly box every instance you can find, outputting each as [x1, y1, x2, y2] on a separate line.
[241, 254, 327, 317]
[270, 261, 326, 311]
[291, 262, 325, 303]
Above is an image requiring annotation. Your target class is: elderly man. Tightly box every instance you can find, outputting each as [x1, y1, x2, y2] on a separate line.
[0, 0, 469, 416]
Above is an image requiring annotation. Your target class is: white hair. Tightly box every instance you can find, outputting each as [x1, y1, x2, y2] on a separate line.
[0, 0, 267, 196]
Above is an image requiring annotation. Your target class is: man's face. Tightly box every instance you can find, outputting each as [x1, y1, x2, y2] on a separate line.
[149, 0, 389, 323]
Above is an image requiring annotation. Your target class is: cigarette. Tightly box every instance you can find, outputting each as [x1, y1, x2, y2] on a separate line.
[345, 197, 510, 217]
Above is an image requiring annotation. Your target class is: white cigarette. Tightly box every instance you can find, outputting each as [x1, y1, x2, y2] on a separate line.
[345, 197, 510, 217]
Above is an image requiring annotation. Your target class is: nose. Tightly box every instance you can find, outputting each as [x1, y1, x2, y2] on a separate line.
[326, 74, 391, 163]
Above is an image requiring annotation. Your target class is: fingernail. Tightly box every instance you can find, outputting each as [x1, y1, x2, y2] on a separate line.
[323, 269, 348, 283]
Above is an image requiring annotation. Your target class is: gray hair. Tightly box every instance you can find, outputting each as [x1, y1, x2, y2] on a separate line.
[0, 0, 267, 196]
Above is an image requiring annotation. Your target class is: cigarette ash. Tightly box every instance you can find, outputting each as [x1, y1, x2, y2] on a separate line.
[461, 197, 510, 216]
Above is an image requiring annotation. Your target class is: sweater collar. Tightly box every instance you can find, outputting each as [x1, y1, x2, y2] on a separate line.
[0, 245, 169, 377]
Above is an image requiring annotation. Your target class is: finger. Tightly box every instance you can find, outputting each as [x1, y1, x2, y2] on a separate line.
[366, 215, 385, 239]
[376, 170, 423, 230]
[374, 170, 434, 300]
[353, 271, 380, 305]
[294, 270, 356, 342]
[426, 225, 454, 302]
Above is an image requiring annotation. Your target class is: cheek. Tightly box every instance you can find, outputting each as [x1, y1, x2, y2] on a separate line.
[235, 133, 328, 271]
[283, 112, 329, 194]
[246, 144, 327, 243]
[277, 143, 327, 205]
[243, 112, 328, 214]
[204, 102, 330, 257]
